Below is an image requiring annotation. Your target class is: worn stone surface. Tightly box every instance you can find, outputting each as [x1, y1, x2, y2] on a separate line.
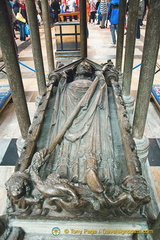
[9, 219, 151, 240]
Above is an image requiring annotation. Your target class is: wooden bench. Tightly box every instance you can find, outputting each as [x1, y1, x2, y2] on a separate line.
[54, 21, 80, 57]
[58, 12, 80, 22]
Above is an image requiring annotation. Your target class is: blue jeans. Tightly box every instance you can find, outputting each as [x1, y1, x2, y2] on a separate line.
[97, 13, 102, 24]
[110, 24, 118, 44]
[136, 19, 141, 39]
[18, 21, 26, 41]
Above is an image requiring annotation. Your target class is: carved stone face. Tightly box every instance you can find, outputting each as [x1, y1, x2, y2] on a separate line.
[76, 61, 92, 76]
[5, 177, 27, 200]
[131, 183, 150, 201]
[5, 172, 30, 200]
[122, 175, 150, 201]
[9, 180, 26, 199]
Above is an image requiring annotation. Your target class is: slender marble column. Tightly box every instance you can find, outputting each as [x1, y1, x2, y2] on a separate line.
[25, 0, 46, 95]
[79, 0, 87, 58]
[0, 0, 30, 139]
[122, 0, 139, 96]
[41, 0, 55, 72]
[116, 0, 126, 72]
[133, 0, 160, 139]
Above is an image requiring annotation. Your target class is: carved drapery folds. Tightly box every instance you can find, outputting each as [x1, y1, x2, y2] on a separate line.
[5, 59, 150, 218]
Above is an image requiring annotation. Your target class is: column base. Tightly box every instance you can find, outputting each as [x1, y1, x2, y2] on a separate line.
[134, 137, 160, 220]
[133, 136, 149, 162]
[141, 159, 160, 221]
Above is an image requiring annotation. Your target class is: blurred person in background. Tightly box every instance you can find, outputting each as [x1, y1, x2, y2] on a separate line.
[51, 0, 60, 23]
[107, 0, 119, 45]
[90, 0, 97, 24]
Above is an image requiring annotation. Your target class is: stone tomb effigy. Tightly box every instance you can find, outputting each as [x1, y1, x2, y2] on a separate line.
[5, 59, 151, 237]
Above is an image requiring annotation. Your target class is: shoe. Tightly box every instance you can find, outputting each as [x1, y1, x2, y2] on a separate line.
[99, 26, 105, 29]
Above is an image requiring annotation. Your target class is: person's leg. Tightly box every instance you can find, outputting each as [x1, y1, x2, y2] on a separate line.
[55, 12, 58, 22]
[19, 22, 22, 40]
[136, 19, 141, 39]
[110, 24, 116, 44]
[22, 22, 26, 40]
[115, 24, 118, 42]
[101, 13, 107, 28]
[86, 25, 89, 38]
[97, 13, 101, 24]
[19, 22, 25, 41]
[92, 11, 96, 23]
[90, 12, 94, 24]
[99, 14, 102, 26]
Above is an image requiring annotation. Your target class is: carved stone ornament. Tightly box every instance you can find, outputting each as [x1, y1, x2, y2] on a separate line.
[5, 59, 151, 218]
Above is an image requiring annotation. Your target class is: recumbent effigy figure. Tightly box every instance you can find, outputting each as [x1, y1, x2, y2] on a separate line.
[44, 60, 114, 191]
[5, 60, 151, 217]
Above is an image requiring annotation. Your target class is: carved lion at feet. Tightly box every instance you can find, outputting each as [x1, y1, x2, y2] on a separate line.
[5, 171, 33, 214]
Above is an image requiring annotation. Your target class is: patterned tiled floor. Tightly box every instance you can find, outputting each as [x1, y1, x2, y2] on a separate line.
[0, 22, 160, 215]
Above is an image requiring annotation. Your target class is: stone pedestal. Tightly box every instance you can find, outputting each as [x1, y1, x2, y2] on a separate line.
[122, 95, 134, 124]
[134, 136, 160, 221]
[9, 219, 152, 240]
[141, 160, 160, 221]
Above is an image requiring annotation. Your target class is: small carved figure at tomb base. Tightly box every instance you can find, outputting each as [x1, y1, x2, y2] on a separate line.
[103, 175, 151, 215]
[5, 171, 40, 215]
